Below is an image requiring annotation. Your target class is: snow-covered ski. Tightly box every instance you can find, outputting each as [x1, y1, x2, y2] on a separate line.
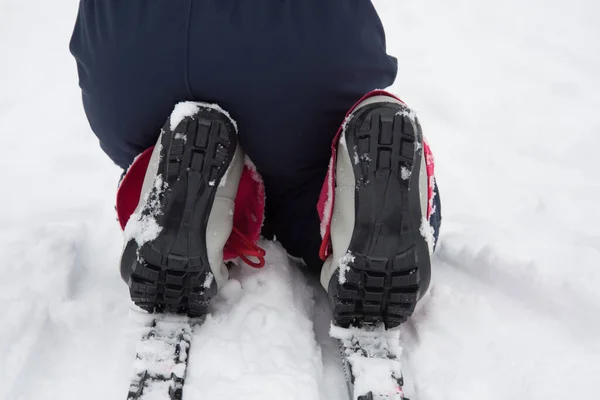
[127, 315, 200, 400]
[331, 324, 408, 400]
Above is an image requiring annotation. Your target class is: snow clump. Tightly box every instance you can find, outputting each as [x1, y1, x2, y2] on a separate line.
[124, 175, 168, 248]
[338, 251, 355, 284]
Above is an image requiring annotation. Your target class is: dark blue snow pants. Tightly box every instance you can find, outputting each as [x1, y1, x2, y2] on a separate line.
[70, 0, 433, 270]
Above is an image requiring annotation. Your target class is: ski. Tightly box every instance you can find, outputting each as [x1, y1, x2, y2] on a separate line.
[331, 324, 408, 400]
[127, 314, 201, 400]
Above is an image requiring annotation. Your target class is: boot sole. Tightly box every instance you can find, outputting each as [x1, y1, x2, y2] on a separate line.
[329, 103, 431, 329]
[121, 108, 237, 317]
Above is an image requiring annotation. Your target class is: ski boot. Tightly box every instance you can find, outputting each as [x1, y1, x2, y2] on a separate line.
[117, 102, 265, 317]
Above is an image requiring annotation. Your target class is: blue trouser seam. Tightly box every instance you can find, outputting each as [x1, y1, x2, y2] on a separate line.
[184, 0, 195, 100]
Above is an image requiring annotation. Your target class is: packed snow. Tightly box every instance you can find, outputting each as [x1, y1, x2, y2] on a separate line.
[132, 316, 192, 380]
[331, 325, 405, 399]
[1, 0, 599, 399]
[184, 243, 343, 400]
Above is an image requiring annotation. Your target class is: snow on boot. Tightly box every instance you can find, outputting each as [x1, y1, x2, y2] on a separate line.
[116, 102, 265, 317]
[318, 90, 437, 329]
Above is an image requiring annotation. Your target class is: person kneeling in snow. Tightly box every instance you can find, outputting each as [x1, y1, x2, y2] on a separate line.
[69, 0, 441, 329]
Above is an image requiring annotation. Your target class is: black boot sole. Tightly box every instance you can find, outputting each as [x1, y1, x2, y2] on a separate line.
[120, 107, 237, 317]
[329, 103, 431, 329]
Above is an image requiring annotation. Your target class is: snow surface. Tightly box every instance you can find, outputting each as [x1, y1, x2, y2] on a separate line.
[1, 0, 600, 399]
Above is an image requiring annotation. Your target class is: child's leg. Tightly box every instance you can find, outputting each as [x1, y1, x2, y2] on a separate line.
[70, 0, 193, 169]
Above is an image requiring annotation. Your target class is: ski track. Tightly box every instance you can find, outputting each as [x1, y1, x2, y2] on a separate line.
[184, 241, 347, 400]
[1, 0, 600, 399]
